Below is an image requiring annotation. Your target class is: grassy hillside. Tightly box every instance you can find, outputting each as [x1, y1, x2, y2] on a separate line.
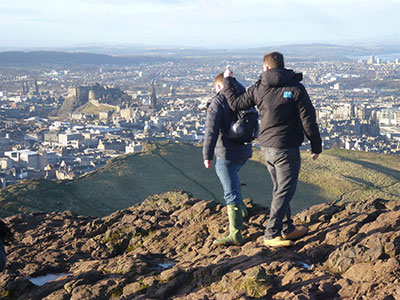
[0, 142, 399, 217]
[75, 102, 117, 114]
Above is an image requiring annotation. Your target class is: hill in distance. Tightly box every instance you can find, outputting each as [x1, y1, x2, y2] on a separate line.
[2, 43, 400, 67]
[0, 142, 399, 218]
[0, 51, 167, 67]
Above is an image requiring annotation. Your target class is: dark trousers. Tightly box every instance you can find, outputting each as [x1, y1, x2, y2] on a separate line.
[261, 147, 300, 239]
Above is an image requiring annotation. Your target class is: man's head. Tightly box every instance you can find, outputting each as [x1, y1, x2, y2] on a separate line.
[263, 52, 284, 71]
[214, 72, 224, 93]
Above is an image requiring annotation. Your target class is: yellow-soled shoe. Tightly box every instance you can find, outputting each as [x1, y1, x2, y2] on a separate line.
[264, 236, 293, 248]
[282, 226, 308, 240]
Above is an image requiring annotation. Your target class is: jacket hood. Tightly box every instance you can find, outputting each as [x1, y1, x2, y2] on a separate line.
[260, 69, 302, 87]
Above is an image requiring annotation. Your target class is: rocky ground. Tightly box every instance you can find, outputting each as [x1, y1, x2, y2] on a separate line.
[1, 190, 400, 300]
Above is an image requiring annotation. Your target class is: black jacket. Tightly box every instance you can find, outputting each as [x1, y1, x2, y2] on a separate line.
[202, 80, 252, 161]
[223, 69, 322, 154]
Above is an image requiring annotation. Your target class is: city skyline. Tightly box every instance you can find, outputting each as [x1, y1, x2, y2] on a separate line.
[1, 0, 400, 49]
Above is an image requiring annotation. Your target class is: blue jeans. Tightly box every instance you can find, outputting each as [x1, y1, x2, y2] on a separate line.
[215, 158, 247, 206]
[262, 148, 300, 239]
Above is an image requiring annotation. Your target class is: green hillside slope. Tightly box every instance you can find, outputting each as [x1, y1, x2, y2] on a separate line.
[0, 142, 399, 218]
[75, 102, 118, 114]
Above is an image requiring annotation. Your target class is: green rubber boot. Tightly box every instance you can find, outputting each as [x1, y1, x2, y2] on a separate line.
[214, 204, 244, 246]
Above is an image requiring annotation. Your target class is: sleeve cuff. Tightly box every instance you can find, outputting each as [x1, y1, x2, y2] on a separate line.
[311, 143, 322, 154]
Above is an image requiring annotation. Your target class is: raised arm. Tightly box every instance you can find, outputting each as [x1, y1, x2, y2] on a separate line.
[297, 85, 322, 155]
[223, 77, 256, 111]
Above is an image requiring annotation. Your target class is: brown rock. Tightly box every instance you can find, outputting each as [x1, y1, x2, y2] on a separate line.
[2, 194, 400, 300]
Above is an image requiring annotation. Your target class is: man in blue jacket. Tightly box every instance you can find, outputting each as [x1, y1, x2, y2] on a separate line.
[223, 52, 322, 248]
[203, 72, 252, 246]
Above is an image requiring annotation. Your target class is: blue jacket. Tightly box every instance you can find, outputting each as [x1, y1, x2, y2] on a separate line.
[203, 80, 252, 161]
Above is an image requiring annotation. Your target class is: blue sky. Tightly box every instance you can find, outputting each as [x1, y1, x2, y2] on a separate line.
[1, 0, 399, 49]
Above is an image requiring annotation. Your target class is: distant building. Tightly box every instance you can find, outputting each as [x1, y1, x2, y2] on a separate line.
[0, 157, 13, 170]
[34, 78, 39, 95]
[58, 133, 83, 145]
[97, 139, 125, 152]
[40, 151, 58, 169]
[144, 122, 152, 137]
[21, 81, 29, 95]
[150, 81, 158, 110]
[56, 161, 75, 180]
[5, 150, 39, 169]
[379, 109, 400, 125]
[59, 83, 126, 118]
[3, 150, 57, 170]
[44, 132, 59, 143]
[99, 111, 112, 121]
[44, 164, 56, 180]
[150, 116, 168, 130]
[89, 89, 96, 101]
[125, 141, 143, 154]
[333, 103, 352, 120]
[169, 85, 175, 97]
[120, 107, 135, 121]
[71, 113, 84, 121]
[368, 54, 375, 64]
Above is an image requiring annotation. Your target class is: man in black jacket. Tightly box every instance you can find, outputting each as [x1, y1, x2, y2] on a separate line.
[223, 52, 322, 248]
[203, 72, 252, 246]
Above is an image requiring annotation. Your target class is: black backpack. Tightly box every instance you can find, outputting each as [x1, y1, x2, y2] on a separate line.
[227, 108, 259, 145]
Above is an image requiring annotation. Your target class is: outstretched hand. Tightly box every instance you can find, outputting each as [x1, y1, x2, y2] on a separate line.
[224, 66, 233, 78]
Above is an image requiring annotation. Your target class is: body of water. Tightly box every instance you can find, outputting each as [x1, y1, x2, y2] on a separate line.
[29, 273, 71, 286]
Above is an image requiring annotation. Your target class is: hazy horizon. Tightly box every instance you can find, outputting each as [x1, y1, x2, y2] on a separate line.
[1, 40, 400, 51]
[1, 0, 399, 49]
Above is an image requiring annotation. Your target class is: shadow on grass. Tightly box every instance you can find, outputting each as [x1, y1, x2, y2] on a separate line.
[240, 159, 326, 214]
[292, 179, 326, 214]
[341, 175, 379, 189]
[331, 155, 400, 181]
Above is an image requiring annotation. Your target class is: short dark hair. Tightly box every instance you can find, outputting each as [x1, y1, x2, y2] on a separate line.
[214, 72, 224, 86]
[263, 52, 284, 69]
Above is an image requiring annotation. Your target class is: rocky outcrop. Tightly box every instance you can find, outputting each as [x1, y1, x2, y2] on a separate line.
[57, 86, 89, 118]
[1, 190, 399, 299]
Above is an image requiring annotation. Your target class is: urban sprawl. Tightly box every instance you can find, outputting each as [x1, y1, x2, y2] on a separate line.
[0, 54, 399, 186]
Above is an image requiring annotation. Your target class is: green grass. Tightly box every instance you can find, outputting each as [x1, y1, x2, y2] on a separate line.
[76, 102, 117, 114]
[0, 142, 399, 218]
[299, 149, 400, 203]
